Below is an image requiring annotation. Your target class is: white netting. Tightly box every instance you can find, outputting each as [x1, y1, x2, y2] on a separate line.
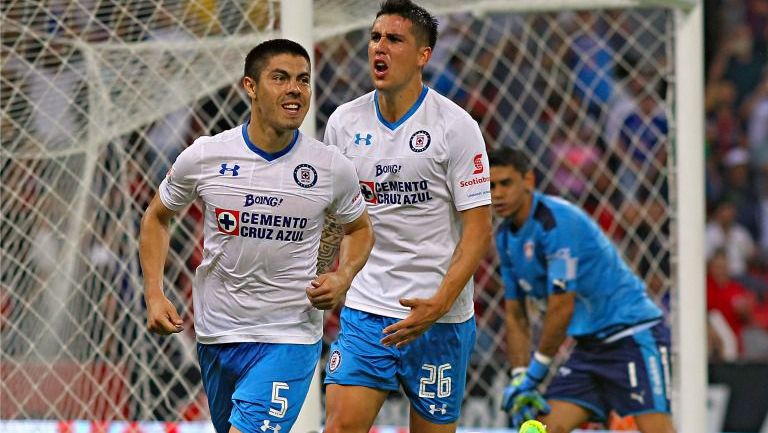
[2, 0, 675, 427]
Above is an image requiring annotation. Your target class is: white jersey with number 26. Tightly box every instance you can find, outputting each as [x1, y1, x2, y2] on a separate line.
[160, 123, 365, 344]
[324, 87, 491, 323]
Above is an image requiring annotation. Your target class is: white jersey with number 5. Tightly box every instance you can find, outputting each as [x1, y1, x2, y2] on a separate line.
[159, 123, 365, 344]
[324, 86, 491, 323]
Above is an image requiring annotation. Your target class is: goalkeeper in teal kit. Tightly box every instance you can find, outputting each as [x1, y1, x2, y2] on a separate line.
[489, 148, 675, 433]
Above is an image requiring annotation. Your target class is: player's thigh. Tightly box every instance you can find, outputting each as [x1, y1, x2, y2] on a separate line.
[198, 343, 243, 433]
[601, 323, 672, 418]
[398, 318, 476, 424]
[410, 406, 457, 433]
[230, 341, 321, 433]
[539, 400, 591, 433]
[545, 346, 607, 421]
[324, 384, 388, 433]
[324, 308, 400, 391]
[635, 412, 676, 433]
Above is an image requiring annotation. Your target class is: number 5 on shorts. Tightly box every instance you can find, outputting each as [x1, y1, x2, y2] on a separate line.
[418, 363, 452, 398]
[269, 382, 289, 418]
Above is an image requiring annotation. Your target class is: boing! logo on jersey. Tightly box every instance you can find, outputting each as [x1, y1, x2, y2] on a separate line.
[409, 130, 431, 153]
[293, 164, 318, 188]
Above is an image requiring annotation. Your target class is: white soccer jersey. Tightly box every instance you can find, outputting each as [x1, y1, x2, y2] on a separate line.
[324, 86, 491, 323]
[159, 123, 365, 344]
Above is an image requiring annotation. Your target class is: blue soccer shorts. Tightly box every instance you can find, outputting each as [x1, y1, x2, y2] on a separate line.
[197, 341, 321, 433]
[324, 307, 476, 423]
[546, 321, 672, 420]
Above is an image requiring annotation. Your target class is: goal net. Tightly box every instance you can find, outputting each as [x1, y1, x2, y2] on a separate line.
[1, 0, 695, 429]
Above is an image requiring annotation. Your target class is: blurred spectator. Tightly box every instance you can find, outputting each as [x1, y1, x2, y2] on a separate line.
[705, 80, 742, 154]
[547, 118, 602, 200]
[745, 69, 768, 181]
[616, 80, 668, 201]
[709, 24, 766, 110]
[707, 249, 757, 354]
[567, 11, 616, 119]
[721, 147, 762, 237]
[706, 199, 757, 278]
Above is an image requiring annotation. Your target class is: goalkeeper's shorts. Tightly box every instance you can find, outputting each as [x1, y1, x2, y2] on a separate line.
[197, 341, 322, 433]
[324, 307, 476, 423]
[547, 321, 671, 420]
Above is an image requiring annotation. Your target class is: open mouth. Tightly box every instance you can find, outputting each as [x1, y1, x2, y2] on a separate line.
[373, 60, 389, 76]
[282, 103, 301, 114]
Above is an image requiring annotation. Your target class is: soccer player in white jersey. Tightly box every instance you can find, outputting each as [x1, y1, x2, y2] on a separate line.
[321, 1, 492, 432]
[139, 39, 374, 433]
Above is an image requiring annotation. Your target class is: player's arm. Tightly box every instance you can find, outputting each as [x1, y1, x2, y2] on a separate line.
[307, 210, 374, 310]
[139, 194, 184, 335]
[536, 291, 575, 358]
[317, 212, 343, 275]
[316, 111, 346, 275]
[505, 298, 532, 370]
[382, 205, 492, 347]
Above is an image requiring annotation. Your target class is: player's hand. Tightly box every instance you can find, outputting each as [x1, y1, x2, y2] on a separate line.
[145, 293, 184, 335]
[509, 391, 551, 429]
[306, 272, 350, 310]
[381, 297, 447, 347]
[502, 354, 550, 412]
[502, 369, 530, 412]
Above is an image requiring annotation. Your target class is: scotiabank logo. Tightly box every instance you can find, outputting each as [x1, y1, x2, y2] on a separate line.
[459, 176, 490, 188]
[473, 154, 484, 174]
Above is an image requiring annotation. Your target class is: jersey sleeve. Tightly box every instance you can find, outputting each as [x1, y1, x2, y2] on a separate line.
[330, 152, 366, 224]
[158, 138, 202, 211]
[444, 116, 491, 211]
[323, 110, 342, 149]
[495, 229, 521, 300]
[543, 210, 581, 296]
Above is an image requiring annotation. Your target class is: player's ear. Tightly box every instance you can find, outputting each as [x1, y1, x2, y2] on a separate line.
[242, 76, 257, 99]
[417, 46, 432, 68]
[523, 170, 535, 192]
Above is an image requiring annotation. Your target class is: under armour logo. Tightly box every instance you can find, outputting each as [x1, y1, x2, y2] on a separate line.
[559, 366, 572, 377]
[220, 163, 240, 176]
[354, 133, 372, 145]
[260, 420, 281, 432]
[630, 391, 645, 405]
[428, 404, 447, 415]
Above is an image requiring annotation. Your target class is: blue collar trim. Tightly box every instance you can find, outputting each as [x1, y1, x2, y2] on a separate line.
[374, 85, 428, 131]
[241, 121, 299, 161]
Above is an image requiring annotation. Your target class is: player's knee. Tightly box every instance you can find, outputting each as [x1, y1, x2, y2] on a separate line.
[323, 413, 368, 433]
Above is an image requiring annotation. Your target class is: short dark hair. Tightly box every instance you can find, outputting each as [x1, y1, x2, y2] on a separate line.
[244, 39, 310, 80]
[488, 147, 531, 175]
[376, 0, 438, 49]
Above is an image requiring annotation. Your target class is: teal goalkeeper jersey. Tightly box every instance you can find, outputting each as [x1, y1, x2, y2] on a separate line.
[495, 192, 662, 339]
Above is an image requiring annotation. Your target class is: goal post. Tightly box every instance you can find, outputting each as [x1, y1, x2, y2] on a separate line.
[1, 0, 704, 431]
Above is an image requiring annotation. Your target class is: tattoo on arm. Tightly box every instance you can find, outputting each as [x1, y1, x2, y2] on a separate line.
[317, 211, 343, 274]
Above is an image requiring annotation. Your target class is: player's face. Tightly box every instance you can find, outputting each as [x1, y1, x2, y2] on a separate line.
[490, 165, 533, 220]
[244, 53, 311, 132]
[368, 14, 431, 93]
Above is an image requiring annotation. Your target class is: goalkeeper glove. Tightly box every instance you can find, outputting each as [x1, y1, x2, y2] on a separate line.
[509, 390, 551, 429]
[501, 352, 551, 412]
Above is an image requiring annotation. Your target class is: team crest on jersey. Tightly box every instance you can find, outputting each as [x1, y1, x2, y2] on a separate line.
[215, 208, 240, 235]
[293, 164, 318, 188]
[328, 350, 341, 372]
[359, 181, 378, 204]
[524, 240, 535, 260]
[409, 130, 431, 153]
